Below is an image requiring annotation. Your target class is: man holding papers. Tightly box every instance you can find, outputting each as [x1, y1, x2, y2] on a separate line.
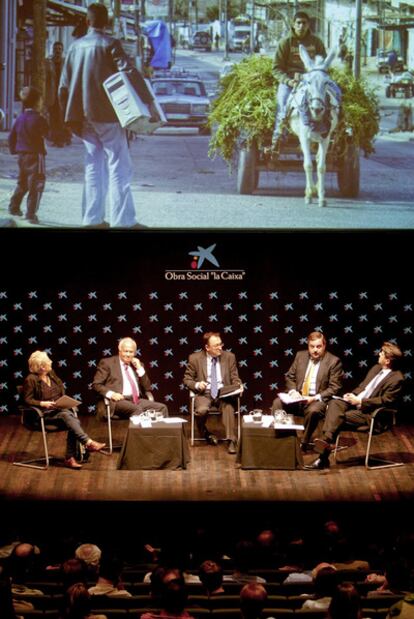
[23, 350, 106, 469]
[183, 332, 243, 454]
[271, 331, 344, 451]
[305, 342, 404, 470]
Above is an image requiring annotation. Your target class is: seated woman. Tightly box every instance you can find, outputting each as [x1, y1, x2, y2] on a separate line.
[23, 350, 105, 469]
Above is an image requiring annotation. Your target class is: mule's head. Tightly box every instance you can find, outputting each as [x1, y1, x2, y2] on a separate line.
[299, 45, 337, 122]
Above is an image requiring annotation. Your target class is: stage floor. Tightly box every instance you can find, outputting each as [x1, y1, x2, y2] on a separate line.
[1, 413, 414, 505]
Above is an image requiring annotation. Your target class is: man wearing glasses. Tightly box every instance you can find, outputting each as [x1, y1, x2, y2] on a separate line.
[183, 332, 243, 454]
[305, 342, 405, 470]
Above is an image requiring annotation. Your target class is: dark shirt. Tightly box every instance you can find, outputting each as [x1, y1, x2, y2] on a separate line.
[8, 110, 48, 155]
[40, 380, 62, 409]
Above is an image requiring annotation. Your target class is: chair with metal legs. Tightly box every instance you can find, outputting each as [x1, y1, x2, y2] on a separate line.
[189, 390, 241, 447]
[99, 392, 155, 455]
[13, 386, 79, 470]
[333, 406, 404, 470]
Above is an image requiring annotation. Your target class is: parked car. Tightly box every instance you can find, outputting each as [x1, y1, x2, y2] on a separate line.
[189, 31, 212, 52]
[376, 49, 404, 74]
[386, 71, 414, 98]
[151, 70, 211, 133]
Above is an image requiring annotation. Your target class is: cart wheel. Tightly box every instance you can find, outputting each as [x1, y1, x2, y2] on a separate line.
[337, 143, 360, 198]
[237, 143, 257, 195]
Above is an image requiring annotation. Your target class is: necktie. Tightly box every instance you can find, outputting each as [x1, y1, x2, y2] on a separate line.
[363, 370, 385, 399]
[302, 362, 316, 396]
[210, 357, 218, 399]
[124, 364, 139, 404]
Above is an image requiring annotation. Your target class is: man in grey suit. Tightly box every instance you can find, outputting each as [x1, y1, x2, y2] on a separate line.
[305, 341, 404, 470]
[183, 332, 243, 454]
[272, 331, 343, 451]
[93, 337, 168, 419]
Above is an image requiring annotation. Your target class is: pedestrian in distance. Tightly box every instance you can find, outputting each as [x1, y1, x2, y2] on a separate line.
[8, 86, 48, 225]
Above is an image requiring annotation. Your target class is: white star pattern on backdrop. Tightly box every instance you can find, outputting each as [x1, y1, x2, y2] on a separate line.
[0, 287, 412, 415]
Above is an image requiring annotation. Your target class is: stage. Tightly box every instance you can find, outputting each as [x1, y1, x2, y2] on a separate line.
[1, 229, 413, 548]
[1, 412, 414, 504]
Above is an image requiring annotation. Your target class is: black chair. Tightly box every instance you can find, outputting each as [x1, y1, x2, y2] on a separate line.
[333, 406, 404, 469]
[13, 386, 82, 470]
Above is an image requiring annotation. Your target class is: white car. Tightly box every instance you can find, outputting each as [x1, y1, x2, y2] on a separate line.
[151, 73, 211, 134]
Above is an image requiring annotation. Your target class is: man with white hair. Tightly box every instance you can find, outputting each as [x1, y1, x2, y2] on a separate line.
[93, 337, 168, 419]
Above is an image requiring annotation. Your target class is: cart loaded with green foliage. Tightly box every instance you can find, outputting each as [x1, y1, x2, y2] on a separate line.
[208, 55, 380, 196]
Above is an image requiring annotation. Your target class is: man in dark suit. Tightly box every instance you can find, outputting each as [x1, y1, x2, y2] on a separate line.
[305, 341, 405, 470]
[93, 337, 168, 419]
[272, 331, 344, 451]
[183, 332, 243, 454]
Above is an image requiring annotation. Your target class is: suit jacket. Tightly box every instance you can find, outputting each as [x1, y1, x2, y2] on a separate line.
[353, 363, 404, 413]
[285, 350, 343, 401]
[93, 356, 152, 417]
[183, 350, 241, 394]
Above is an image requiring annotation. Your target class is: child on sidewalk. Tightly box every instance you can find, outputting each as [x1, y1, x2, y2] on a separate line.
[8, 86, 49, 224]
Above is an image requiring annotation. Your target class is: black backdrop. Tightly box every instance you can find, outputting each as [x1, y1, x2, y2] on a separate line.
[1, 229, 413, 418]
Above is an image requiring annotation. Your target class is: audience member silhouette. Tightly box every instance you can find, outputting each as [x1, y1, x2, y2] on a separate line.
[240, 582, 268, 619]
[198, 560, 225, 596]
[328, 582, 363, 619]
[301, 564, 338, 610]
[141, 567, 195, 619]
[88, 553, 132, 597]
[62, 582, 107, 619]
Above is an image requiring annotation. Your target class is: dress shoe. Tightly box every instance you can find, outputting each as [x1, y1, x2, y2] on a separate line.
[300, 442, 315, 453]
[64, 457, 82, 469]
[314, 438, 335, 454]
[206, 433, 218, 446]
[304, 457, 330, 471]
[228, 440, 237, 454]
[85, 439, 106, 452]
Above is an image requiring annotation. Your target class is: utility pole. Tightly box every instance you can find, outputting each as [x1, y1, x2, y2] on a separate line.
[0, 0, 17, 129]
[134, 2, 142, 70]
[113, 0, 121, 37]
[250, 0, 255, 53]
[223, 0, 230, 60]
[354, 0, 362, 78]
[32, 0, 46, 104]
[169, 0, 174, 39]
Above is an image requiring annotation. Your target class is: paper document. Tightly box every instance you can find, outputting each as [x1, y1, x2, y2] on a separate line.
[278, 392, 307, 405]
[274, 423, 305, 430]
[54, 395, 81, 408]
[220, 384, 242, 398]
[162, 417, 188, 423]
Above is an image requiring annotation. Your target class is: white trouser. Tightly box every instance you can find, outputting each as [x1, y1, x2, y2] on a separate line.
[81, 121, 137, 227]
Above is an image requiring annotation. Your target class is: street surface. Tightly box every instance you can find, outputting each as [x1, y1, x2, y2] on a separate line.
[0, 49, 413, 229]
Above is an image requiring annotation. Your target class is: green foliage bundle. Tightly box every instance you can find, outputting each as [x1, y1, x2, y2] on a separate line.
[208, 55, 380, 164]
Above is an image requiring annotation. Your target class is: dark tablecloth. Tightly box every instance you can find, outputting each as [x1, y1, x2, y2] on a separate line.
[117, 420, 190, 470]
[237, 421, 304, 470]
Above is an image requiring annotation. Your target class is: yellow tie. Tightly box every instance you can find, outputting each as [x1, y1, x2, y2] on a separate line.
[302, 362, 316, 396]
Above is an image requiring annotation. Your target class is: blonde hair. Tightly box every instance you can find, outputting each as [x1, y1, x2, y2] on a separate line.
[28, 350, 52, 373]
